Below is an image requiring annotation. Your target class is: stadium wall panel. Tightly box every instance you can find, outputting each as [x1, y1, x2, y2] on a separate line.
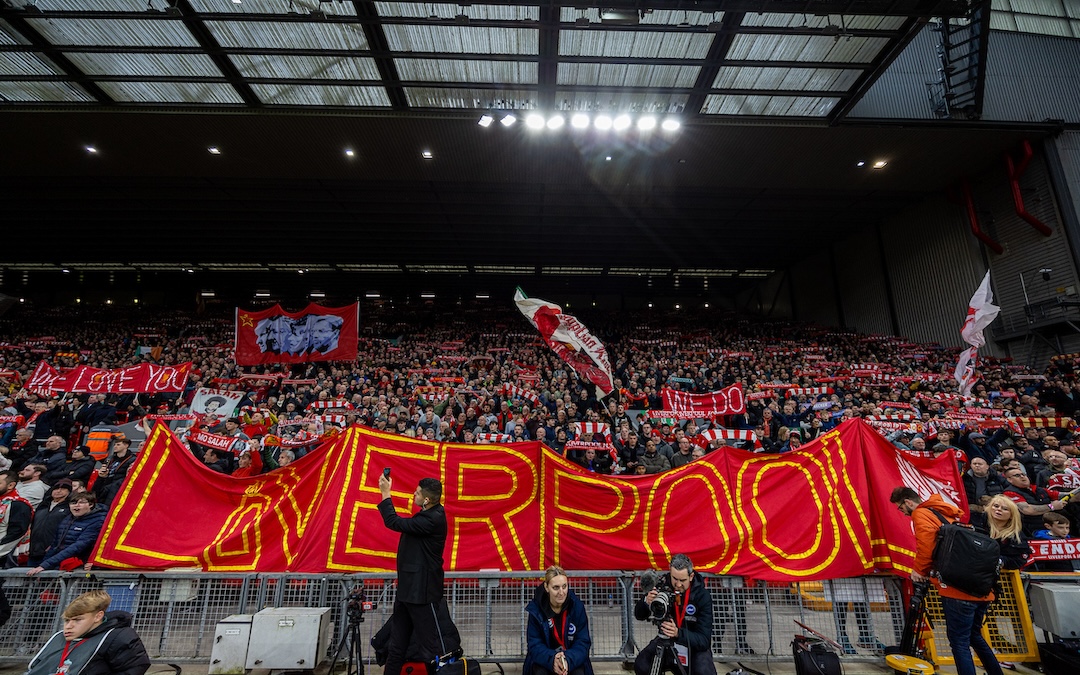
[789, 255, 840, 327]
[833, 227, 893, 336]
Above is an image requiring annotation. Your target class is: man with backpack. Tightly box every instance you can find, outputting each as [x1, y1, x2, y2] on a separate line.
[890, 487, 1004, 675]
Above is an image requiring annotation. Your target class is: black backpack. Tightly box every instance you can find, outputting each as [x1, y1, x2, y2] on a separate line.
[929, 509, 1001, 597]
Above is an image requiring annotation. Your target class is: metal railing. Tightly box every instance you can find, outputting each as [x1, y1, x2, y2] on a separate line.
[0, 570, 914, 666]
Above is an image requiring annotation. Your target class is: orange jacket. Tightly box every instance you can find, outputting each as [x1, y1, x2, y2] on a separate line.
[913, 494, 994, 602]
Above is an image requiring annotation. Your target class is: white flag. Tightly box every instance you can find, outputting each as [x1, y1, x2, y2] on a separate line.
[954, 272, 1000, 396]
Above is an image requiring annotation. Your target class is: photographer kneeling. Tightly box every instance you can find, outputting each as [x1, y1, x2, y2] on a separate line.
[634, 554, 715, 675]
[524, 566, 594, 675]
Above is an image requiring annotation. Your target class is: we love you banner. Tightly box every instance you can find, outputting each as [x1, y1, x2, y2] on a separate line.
[93, 419, 960, 579]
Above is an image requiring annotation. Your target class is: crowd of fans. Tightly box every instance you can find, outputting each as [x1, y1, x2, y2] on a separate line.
[1, 302, 1079, 563]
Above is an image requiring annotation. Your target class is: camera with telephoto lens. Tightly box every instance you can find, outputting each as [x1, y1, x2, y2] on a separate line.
[644, 574, 676, 624]
[346, 586, 378, 622]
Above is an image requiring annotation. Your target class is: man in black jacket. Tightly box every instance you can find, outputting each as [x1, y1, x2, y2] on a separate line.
[634, 554, 716, 675]
[378, 473, 447, 675]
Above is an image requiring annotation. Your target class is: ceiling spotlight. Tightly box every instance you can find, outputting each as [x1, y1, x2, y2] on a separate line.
[648, 302, 653, 308]
[365, 292, 381, 298]
[675, 304, 681, 309]
[208, 146, 221, 155]
[500, 114, 517, 127]
[200, 291, 216, 298]
[661, 118, 681, 131]
[421, 150, 433, 159]
[594, 115, 613, 131]
[345, 149, 355, 157]
[613, 114, 631, 131]
[297, 268, 306, 274]
[525, 114, 545, 130]
[873, 160, 888, 169]
[637, 116, 657, 131]
[186, 268, 195, 274]
[475, 293, 490, 299]
[310, 291, 326, 298]
[85, 146, 98, 154]
[571, 113, 590, 129]
[704, 303, 710, 308]
[255, 290, 271, 298]
[62, 268, 70, 273]
[420, 293, 436, 299]
[605, 156, 612, 161]
[478, 114, 494, 127]
[856, 160, 866, 167]
[546, 114, 565, 130]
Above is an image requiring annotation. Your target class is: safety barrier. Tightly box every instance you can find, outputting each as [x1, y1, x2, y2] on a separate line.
[0, 570, 912, 665]
[920, 569, 1048, 665]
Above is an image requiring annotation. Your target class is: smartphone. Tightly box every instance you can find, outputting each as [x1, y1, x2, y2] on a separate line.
[383, 467, 391, 478]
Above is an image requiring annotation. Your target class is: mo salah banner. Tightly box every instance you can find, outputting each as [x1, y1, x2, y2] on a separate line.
[91, 420, 960, 578]
[234, 303, 359, 366]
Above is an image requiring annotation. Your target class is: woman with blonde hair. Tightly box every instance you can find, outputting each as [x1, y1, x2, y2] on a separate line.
[524, 566, 594, 675]
[985, 495, 1030, 570]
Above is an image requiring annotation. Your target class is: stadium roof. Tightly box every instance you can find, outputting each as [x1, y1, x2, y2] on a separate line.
[0, 1, 1057, 299]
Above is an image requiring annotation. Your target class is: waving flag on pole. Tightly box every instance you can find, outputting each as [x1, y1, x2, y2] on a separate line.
[954, 271, 1000, 396]
[514, 288, 615, 397]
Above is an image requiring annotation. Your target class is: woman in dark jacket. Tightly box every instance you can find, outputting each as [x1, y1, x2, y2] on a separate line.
[25, 589, 150, 675]
[524, 566, 594, 675]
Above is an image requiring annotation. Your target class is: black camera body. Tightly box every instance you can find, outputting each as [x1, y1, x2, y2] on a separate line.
[647, 575, 676, 624]
[346, 586, 378, 622]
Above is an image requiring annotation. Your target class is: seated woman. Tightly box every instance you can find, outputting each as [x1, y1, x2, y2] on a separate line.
[24, 589, 150, 675]
[524, 566, 594, 675]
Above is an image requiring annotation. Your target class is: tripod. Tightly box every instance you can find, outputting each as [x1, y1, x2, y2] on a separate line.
[648, 632, 689, 675]
[329, 604, 367, 675]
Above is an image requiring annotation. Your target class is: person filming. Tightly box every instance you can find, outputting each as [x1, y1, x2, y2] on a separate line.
[524, 565, 594, 675]
[633, 554, 715, 675]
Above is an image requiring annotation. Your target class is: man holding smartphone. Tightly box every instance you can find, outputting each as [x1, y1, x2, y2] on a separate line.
[378, 470, 447, 675]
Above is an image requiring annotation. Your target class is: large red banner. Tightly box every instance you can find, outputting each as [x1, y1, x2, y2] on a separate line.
[25, 360, 191, 395]
[234, 303, 358, 366]
[92, 420, 959, 578]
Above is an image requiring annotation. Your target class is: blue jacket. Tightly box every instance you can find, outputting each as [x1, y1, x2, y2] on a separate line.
[524, 583, 594, 675]
[40, 505, 107, 570]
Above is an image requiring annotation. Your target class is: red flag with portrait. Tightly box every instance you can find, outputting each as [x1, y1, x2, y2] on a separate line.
[234, 303, 358, 365]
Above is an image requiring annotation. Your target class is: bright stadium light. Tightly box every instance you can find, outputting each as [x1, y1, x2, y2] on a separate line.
[613, 114, 632, 131]
[637, 116, 657, 131]
[525, 114, 546, 130]
[661, 118, 681, 131]
[546, 114, 565, 130]
[594, 115, 613, 130]
[571, 113, 590, 129]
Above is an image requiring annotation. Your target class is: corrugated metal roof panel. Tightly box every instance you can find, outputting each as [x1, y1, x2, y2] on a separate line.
[0, 20, 18, 45]
[98, 81, 244, 103]
[559, 30, 711, 58]
[9, 0, 144, 10]
[555, 89, 687, 112]
[558, 63, 699, 87]
[713, 66, 862, 91]
[230, 54, 381, 80]
[207, 21, 370, 50]
[395, 58, 537, 84]
[701, 94, 837, 116]
[383, 25, 537, 54]
[191, 0, 356, 15]
[26, 17, 200, 47]
[728, 33, 890, 63]
[1015, 13, 1076, 36]
[0, 51, 62, 76]
[0, 81, 92, 101]
[66, 52, 222, 77]
[404, 86, 535, 108]
[252, 84, 391, 106]
[741, 13, 907, 31]
[377, 2, 538, 21]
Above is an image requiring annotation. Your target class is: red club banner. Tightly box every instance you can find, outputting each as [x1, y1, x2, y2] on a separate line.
[660, 384, 746, 416]
[92, 420, 959, 578]
[234, 303, 359, 366]
[25, 360, 191, 395]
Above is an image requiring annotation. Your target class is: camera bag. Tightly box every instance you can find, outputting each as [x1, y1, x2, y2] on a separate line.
[791, 636, 840, 675]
